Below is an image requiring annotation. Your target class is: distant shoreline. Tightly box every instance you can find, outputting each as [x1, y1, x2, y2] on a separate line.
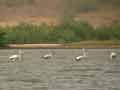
[2, 41, 120, 49]
[7, 44, 63, 49]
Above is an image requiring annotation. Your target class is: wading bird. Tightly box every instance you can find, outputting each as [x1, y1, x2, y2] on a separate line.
[9, 49, 23, 62]
[75, 48, 87, 61]
[42, 50, 55, 59]
[110, 52, 117, 59]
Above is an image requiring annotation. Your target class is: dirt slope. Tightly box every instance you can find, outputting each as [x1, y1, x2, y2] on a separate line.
[0, 0, 120, 27]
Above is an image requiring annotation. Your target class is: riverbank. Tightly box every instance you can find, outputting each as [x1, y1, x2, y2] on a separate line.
[7, 44, 63, 49]
[5, 41, 120, 49]
[65, 41, 120, 48]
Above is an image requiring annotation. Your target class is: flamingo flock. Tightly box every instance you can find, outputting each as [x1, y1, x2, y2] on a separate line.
[8, 48, 118, 62]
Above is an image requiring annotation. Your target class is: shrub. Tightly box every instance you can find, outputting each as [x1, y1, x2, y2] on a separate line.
[0, 28, 7, 47]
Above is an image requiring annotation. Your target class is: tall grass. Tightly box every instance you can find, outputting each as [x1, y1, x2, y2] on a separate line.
[0, 20, 120, 44]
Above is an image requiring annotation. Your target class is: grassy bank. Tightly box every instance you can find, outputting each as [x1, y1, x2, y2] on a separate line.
[64, 40, 120, 48]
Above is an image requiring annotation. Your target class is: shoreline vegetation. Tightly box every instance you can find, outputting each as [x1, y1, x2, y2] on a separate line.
[6, 41, 120, 49]
[0, 17, 120, 48]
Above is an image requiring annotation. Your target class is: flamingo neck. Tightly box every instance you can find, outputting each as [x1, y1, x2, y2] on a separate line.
[18, 50, 23, 60]
[82, 48, 86, 57]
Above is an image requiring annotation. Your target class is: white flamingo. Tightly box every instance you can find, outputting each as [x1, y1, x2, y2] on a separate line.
[42, 50, 55, 59]
[110, 52, 117, 59]
[9, 49, 23, 62]
[75, 48, 87, 61]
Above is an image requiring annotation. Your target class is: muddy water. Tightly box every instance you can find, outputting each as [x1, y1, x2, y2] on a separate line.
[0, 49, 120, 90]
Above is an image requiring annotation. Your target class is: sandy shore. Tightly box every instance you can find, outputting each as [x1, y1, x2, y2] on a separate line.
[8, 44, 63, 48]
[6, 43, 120, 49]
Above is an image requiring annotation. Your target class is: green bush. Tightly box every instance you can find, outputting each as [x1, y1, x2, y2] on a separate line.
[0, 28, 7, 47]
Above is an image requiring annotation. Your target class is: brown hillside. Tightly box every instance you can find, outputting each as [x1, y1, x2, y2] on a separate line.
[0, 0, 120, 27]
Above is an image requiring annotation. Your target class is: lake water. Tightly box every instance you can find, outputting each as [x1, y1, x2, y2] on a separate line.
[0, 49, 120, 90]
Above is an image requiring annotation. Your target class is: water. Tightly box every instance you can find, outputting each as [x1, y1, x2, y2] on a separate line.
[0, 49, 120, 90]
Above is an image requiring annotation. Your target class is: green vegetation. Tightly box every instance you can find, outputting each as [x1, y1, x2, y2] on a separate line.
[0, 29, 7, 47]
[0, 19, 120, 45]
